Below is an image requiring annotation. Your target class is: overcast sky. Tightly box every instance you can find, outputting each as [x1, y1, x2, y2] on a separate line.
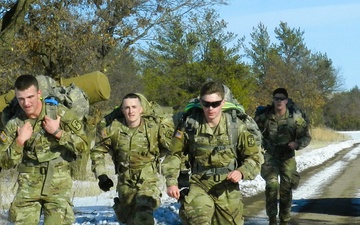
[216, 0, 360, 91]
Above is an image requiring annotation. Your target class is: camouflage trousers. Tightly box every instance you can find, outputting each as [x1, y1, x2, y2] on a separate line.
[113, 165, 161, 225]
[180, 174, 244, 225]
[9, 163, 74, 225]
[260, 152, 300, 222]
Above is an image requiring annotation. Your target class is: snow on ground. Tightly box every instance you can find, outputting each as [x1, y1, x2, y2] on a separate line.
[2, 131, 360, 225]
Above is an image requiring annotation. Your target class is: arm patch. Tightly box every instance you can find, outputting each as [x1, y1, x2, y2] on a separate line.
[0, 131, 7, 143]
[70, 119, 82, 131]
[175, 130, 184, 139]
[247, 134, 255, 147]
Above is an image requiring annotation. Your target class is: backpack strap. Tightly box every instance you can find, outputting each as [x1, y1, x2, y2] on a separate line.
[224, 112, 239, 159]
[143, 116, 160, 157]
[183, 114, 198, 157]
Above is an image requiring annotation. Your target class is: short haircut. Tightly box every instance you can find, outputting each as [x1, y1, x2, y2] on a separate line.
[200, 81, 225, 99]
[273, 88, 288, 98]
[14, 75, 39, 91]
[121, 93, 142, 107]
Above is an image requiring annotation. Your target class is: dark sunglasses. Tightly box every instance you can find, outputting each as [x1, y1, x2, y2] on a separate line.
[200, 99, 223, 108]
[273, 97, 287, 101]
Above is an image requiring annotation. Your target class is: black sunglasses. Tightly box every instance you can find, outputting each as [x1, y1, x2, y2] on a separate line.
[200, 99, 223, 108]
[273, 97, 287, 101]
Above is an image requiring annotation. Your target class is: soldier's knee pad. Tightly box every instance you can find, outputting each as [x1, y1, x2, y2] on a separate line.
[137, 194, 159, 208]
[133, 206, 154, 225]
[267, 176, 279, 185]
[113, 197, 128, 224]
[183, 198, 213, 224]
[179, 204, 190, 225]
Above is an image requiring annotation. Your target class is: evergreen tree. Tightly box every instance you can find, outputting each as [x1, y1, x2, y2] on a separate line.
[139, 10, 254, 110]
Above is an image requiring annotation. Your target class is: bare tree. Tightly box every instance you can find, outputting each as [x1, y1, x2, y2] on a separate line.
[0, 0, 228, 94]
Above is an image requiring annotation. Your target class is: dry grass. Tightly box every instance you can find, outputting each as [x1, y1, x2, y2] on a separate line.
[309, 126, 351, 148]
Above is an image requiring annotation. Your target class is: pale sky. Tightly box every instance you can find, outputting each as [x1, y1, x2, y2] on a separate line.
[216, 0, 360, 91]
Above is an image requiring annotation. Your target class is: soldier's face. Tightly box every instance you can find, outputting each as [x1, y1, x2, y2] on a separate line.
[201, 93, 224, 122]
[273, 94, 288, 111]
[121, 98, 143, 127]
[15, 85, 42, 119]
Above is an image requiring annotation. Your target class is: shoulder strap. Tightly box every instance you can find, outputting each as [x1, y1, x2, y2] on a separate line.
[180, 110, 200, 156]
[286, 101, 304, 124]
[224, 113, 239, 159]
[143, 116, 160, 157]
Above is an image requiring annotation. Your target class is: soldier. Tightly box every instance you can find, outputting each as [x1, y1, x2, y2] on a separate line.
[254, 88, 311, 225]
[90, 93, 174, 225]
[0, 75, 88, 225]
[162, 81, 264, 225]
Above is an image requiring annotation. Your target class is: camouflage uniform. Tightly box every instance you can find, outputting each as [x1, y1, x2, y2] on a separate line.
[0, 101, 88, 225]
[162, 112, 264, 225]
[91, 115, 174, 225]
[255, 107, 311, 223]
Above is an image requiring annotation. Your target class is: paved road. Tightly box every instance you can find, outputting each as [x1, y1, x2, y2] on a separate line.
[243, 143, 360, 225]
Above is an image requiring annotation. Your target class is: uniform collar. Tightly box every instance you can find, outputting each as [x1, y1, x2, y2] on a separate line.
[119, 117, 146, 134]
[270, 108, 289, 119]
[199, 113, 227, 135]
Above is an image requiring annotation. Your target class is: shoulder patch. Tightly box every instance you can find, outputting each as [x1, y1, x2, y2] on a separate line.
[247, 134, 255, 147]
[71, 119, 82, 131]
[175, 130, 184, 139]
[294, 113, 306, 127]
[0, 131, 8, 143]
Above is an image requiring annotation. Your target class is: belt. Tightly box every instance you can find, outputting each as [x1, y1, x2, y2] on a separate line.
[17, 163, 69, 174]
[192, 160, 237, 175]
[18, 164, 48, 174]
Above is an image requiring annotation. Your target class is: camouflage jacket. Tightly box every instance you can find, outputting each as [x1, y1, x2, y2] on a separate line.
[162, 112, 264, 187]
[254, 106, 311, 156]
[0, 101, 88, 169]
[91, 115, 174, 178]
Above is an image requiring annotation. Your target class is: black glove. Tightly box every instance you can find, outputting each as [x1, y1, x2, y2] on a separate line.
[98, 174, 114, 192]
[114, 197, 120, 204]
[0, 167, 2, 173]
